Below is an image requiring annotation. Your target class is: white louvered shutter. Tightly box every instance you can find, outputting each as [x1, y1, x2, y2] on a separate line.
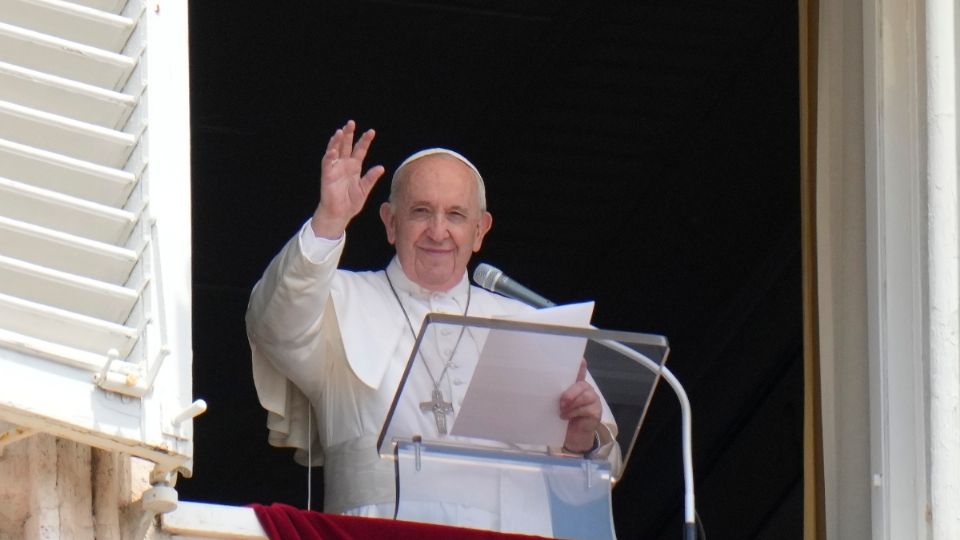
[0, 0, 197, 476]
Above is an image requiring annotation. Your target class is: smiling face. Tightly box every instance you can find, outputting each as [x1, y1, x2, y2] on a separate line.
[380, 155, 492, 291]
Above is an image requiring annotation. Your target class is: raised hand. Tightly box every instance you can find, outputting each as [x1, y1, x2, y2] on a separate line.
[311, 120, 386, 239]
[560, 359, 603, 453]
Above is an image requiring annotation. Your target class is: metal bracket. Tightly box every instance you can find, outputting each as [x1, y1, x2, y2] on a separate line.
[413, 435, 423, 472]
[582, 458, 596, 489]
[121, 466, 180, 540]
[161, 400, 207, 440]
[94, 218, 171, 398]
[93, 344, 170, 397]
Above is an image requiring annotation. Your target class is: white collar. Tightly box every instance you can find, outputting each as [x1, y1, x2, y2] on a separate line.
[385, 256, 470, 303]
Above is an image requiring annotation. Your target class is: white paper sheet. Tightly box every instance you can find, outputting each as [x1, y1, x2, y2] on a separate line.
[449, 301, 595, 446]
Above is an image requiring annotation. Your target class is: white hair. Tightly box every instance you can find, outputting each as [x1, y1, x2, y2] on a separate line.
[389, 148, 487, 211]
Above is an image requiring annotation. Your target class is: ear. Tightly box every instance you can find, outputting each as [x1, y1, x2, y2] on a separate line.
[472, 211, 493, 252]
[380, 202, 397, 245]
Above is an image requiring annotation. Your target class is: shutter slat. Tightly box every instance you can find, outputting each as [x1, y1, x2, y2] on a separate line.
[0, 328, 104, 371]
[0, 254, 138, 323]
[0, 60, 135, 129]
[0, 20, 135, 90]
[58, 0, 127, 15]
[0, 138, 135, 206]
[0, 0, 135, 53]
[0, 176, 135, 244]
[0, 100, 136, 168]
[0, 215, 138, 284]
[0, 291, 138, 357]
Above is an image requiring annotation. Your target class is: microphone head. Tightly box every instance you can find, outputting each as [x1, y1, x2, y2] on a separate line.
[472, 263, 502, 291]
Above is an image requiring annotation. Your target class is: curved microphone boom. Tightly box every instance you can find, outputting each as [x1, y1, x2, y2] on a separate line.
[474, 262, 698, 538]
[472, 263, 556, 308]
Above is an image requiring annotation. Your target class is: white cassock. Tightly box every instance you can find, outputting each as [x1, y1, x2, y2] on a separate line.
[246, 222, 621, 536]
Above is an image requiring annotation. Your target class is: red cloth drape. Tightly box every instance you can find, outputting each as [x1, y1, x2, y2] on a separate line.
[251, 503, 550, 540]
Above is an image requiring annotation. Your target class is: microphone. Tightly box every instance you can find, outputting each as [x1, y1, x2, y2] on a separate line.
[472, 263, 556, 308]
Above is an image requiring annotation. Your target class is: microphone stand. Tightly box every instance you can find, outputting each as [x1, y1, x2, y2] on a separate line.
[595, 339, 697, 540]
[472, 264, 697, 538]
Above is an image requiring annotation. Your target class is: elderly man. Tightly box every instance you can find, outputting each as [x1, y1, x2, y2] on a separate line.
[246, 120, 620, 533]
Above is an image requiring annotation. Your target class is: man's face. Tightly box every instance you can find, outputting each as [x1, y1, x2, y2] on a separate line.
[379, 156, 492, 292]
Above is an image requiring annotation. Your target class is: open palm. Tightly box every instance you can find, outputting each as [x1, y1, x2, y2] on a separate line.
[312, 120, 385, 238]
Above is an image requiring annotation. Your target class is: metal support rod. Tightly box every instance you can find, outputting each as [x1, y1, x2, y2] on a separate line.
[595, 339, 696, 535]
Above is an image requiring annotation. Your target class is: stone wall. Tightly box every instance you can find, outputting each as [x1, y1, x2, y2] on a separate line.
[0, 434, 151, 540]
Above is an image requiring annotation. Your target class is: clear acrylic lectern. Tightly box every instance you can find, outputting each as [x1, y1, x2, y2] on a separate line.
[377, 312, 669, 540]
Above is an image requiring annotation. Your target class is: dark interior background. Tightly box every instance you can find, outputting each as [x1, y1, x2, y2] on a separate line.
[182, 1, 803, 538]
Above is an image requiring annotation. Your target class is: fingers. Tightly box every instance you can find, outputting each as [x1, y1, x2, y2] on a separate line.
[564, 404, 600, 422]
[325, 120, 378, 166]
[563, 407, 602, 452]
[322, 120, 382, 177]
[559, 381, 599, 420]
[559, 376, 592, 406]
[352, 127, 377, 162]
[561, 365, 602, 452]
[335, 120, 375, 161]
[338, 120, 355, 159]
[359, 165, 386, 193]
[560, 361, 592, 417]
[313, 120, 381, 238]
[558, 387, 576, 407]
[324, 129, 342, 164]
[560, 399, 602, 420]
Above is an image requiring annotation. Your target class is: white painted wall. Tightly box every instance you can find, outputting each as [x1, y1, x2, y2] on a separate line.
[818, 0, 960, 538]
[924, 0, 960, 537]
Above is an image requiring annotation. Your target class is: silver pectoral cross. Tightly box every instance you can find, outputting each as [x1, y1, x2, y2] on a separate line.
[420, 388, 454, 435]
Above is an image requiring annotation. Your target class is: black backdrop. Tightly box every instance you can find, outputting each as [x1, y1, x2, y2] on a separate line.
[182, 2, 803, 538]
